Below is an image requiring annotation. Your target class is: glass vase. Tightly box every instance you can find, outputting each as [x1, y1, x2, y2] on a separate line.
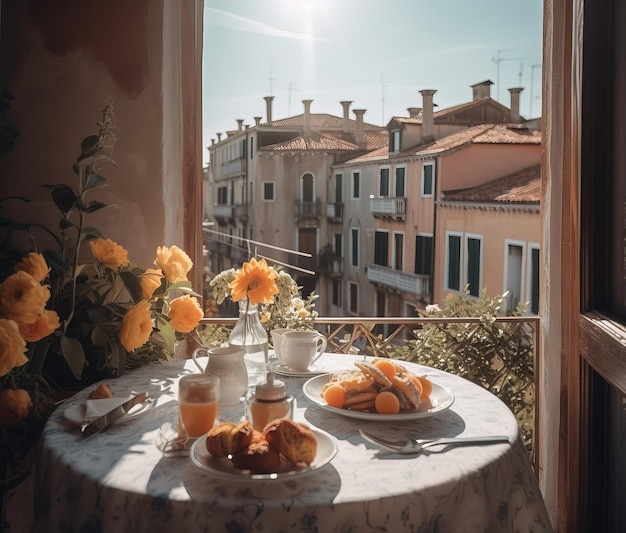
[228, 298, 269, 390]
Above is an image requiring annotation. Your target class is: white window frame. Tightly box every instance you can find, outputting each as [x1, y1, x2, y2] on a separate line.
[348, 281, 359, 314]
[464, 233, 483, 298]
[503, 238, 527, 313]
[261, 181, 275, 202]
[350, 227, 359, 267]
[394, 165, 406, 197]
[378, 166, 390, 197]
[351, 170, 361, 199]
[392, 231, 405, 270]
[421, 160, 435, 197]
[527, 242, 540, 315]
[391, 130, 400, 152]
[444, 230, 463, 293]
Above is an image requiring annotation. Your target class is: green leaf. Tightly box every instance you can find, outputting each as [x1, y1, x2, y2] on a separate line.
[84, 173, 108, 191]
[46, 184, 78, 214]
[80, 134, 100, 155]
[119, 270, 143, 301]
[157, 321, 176, 354]
[84, 200, 108, 213]
[82, 226, 104, 240]
[59, 218, 74, 230]
[60, 335, 86, 379]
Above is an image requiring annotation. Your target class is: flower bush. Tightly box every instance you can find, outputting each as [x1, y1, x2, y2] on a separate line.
[0, 104, 203, 523]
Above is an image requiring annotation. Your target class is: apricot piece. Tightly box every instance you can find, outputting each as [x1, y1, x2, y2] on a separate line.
[323, 384, 347, 408]
[374, 391, 401, 414]
[372, 359, 397, 380]
[416, 375, 432, 400]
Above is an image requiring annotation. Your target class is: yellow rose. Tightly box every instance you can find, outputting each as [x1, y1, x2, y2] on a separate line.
[0, 271, 50, 325]
[167, 295, 203, 333]
[155, 245, 193, 283]
[120, 300, 153, 352]
[141, 268, 163, 299]
[14, 252, 51, 283]
[0, 319, 28, 377]
[0, 389, 33, 424]
[19, 310, 61, 342]
[89, 238, 130, 270]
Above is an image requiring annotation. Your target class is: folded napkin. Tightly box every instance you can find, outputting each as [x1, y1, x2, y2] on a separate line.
[84, 395, 135, 421]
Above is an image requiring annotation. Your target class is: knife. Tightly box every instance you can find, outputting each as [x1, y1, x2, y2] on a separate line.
[80, 391, 149, 438]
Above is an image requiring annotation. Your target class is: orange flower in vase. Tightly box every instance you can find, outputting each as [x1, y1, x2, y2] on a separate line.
[229, 258, 279, 305]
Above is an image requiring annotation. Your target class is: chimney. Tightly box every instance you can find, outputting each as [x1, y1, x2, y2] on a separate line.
[254, 116, 262, 126]
[340, 100, 353, 133]
[508, 87, 524, 123]
[353, 109, 366, 147]
[237, 119, 244, 131]
[264, 96, 274, 125]
[471, 80, 493, 100]
[303, 99, 313, 134]
[420, 89, 437, 142]
[407, 107, 422, 119]
[217, 133, 222, 142]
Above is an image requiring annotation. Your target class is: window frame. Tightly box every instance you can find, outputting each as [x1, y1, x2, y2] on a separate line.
[465, 233, 483, 298]
[261, 181, 275, 202]
[379, 166, 390, 197]
[445, 231, 463, 292]
[415, 233, 433, 276]
[421, 160, 435, 197]
[395, 166, 406, 197]
[350, 227, 359, 267]
[348, 281, 359, 314]
[352, 170, 361, 199]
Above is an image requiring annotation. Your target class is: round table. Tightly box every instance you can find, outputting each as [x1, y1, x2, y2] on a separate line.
[34, 354, 553, 532]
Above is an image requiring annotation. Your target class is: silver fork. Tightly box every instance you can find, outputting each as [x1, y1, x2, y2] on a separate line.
[359, 429, 510, 455]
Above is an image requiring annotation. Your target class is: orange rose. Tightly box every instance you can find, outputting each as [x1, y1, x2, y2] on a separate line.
[167, 295, 203, 333]
[14, 252, 51, 283]
[0, 271, 50, 325]
[155, 245, 193, 283]
[120, 300, 153, 352]
[19, 310, 61, 342]
[141, 268, 163, 299]
[0, 319, 28, 377]
[0, 389, 33, 424]
[89, 238, 130, 270]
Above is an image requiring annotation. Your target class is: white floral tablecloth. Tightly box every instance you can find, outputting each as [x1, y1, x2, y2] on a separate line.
[34, 354, 553, 533]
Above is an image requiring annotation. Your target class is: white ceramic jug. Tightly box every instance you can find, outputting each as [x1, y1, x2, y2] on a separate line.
[192, 345, 248, 405]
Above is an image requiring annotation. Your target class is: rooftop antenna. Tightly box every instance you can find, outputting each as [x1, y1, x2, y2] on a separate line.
[288, 83, 299, 116]
[269, 61, 277, 94]
[530, 63, 541, 117]
[381, 75, 389, 125]
[491, 49, 526, 102]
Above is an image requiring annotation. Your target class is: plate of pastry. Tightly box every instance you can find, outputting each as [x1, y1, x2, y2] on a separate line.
[302, 358, 454, 421]
[190, 419, 337, 481]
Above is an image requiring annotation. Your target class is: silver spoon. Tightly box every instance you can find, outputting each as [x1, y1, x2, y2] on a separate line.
[359, 429, 510, 455]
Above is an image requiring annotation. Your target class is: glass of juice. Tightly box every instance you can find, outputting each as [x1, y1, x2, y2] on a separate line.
[178, 374, 220, 438]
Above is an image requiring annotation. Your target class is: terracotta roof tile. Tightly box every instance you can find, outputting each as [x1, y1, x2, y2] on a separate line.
[259, 132, 359, 151]
[443, 165, 541, 203]
[267, 113, 382, 131]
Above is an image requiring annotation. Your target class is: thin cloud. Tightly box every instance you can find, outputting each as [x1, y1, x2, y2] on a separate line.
[205, 7, 325, 41]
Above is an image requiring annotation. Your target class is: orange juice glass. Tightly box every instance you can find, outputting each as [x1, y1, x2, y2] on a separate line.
[178, 374, 220, 438]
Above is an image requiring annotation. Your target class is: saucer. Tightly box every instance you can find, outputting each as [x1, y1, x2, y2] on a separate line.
[269, 361, 326, 378]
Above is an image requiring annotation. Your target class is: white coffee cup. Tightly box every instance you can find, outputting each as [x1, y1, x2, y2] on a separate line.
[281, 331, 327, 372]
[271, 328, 296, 364]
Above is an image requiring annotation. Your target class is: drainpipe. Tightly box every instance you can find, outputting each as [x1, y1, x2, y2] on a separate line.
[431, 156, 439, 305]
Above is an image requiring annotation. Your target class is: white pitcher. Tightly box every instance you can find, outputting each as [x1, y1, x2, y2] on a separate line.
[192, 345, 248, 405]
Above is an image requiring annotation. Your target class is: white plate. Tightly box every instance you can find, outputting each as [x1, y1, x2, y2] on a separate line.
[269, 361, 326, 378]
[189, 428, 337, 481]
[63, 398, 150, 425]
[303, 373, 455, 421]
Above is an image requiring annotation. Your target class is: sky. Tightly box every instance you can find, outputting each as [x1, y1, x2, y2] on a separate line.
[202, 0, 543, 165]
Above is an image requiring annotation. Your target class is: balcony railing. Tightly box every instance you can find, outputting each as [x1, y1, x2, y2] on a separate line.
[318, 255, 344, 275]
[212, 204, 234, 219]
[295, 200, 322, 220]
[326, 202, 344, 222]
[197, 315, 540, 474]
[370, 197, 406, 219]
[367, 263, 431, 299]
[219, 157, 245, 178]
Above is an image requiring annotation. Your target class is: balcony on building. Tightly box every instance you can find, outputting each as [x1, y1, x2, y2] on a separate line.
[212, 203, 235, 222]
[234, 203, 248, 222]
[326, 202, 344, 223]
[367, 263, 431, 301]
[370, 197, 406, 220]
[295, 199, 322, 221]
[318, 254, 344, 276]
[219, 156, 245, 179]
